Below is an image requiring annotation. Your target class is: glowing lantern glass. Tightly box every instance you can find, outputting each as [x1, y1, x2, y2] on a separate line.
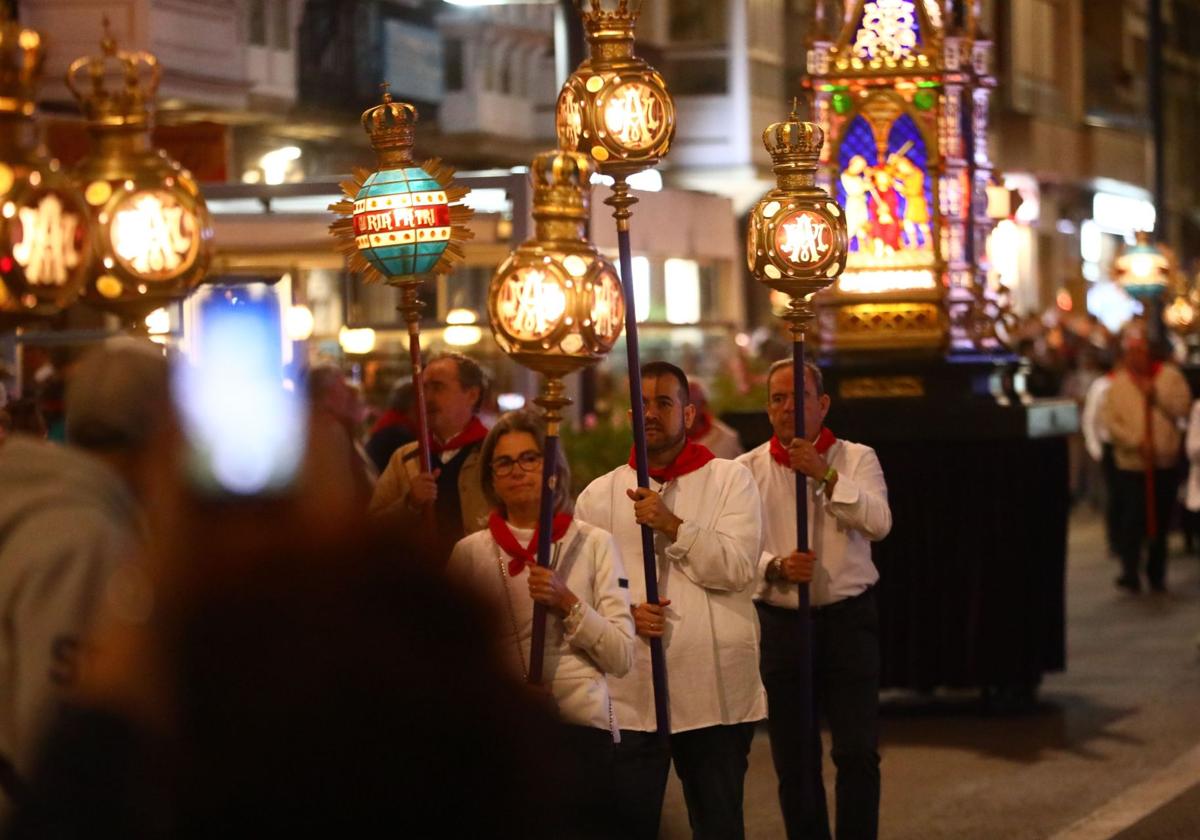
[67, 23, 212, 321]
[353, 170, 451, 277]
[556, 1, 675, 178]
[748, 115, 848, 303]
[0, 21, 91, 324]
[1114, 232, 1172, 302]
[489, 151, 624, 377]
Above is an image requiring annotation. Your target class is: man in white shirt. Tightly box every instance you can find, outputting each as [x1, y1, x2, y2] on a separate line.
[575, 361, 765, 840]
[738, 360, 892, 840]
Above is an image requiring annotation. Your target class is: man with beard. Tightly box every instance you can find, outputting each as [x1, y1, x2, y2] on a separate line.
[575, 361, 765, 840]
[738, 360, 891, 840]
[371, 353, 491, 548]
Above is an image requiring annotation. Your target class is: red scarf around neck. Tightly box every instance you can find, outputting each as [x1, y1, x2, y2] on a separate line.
[686, 410, 714, 442]
[628, 440, 716, 483]
[769, 427, 837, 468]
[488, 510, 574, 577]
[431, 416, 488, 455]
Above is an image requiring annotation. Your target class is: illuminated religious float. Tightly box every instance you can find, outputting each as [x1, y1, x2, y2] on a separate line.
[330, 86, 474, 478]
[0, 15, 91, 327]
[788, 1, 1077, 707]
[488, 149, 624, 685]
[67, 21, 213, 330]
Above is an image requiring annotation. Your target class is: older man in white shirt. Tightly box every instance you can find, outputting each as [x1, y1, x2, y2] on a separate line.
[576, 360, 765, 840]
[738, 360, 892, 840]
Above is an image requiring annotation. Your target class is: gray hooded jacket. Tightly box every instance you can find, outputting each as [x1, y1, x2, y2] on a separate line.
[0, 435, 141, 812]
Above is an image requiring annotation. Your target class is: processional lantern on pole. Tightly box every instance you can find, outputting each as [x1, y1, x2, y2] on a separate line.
[746, 105, 848, 812]
[329, 86, 474, 477]
[66, 20, 213, 330]
[488, 149, 625, 684]
[556, 0, 675, 735]
[0, 16, 91, 326]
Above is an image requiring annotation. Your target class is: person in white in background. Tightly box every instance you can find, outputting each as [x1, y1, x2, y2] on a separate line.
[1081, 366, 1118, 555]
[687, 380, 744, 460]
[447, 409, 633, 837]
[575, 360, 765, 840]
[738, 359, 892, 840]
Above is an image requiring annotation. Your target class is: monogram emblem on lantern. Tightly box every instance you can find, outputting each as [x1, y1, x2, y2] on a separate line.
[776, 210, 834, 268]
[110, 191, 200, 279]
[10, 194, 85, 286]
[602, 82, 666, 151]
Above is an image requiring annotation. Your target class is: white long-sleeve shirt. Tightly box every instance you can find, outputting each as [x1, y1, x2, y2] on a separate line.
[738, 438, 892, 609]
[575, 458, 766, 734]
[1081, 375, 1112, 462]
[448, 519, 634, 736]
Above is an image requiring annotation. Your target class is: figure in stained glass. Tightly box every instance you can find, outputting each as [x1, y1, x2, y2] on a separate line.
[841, 155, 871, 251]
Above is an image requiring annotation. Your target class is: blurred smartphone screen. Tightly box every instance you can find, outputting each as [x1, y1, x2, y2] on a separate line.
[173, 283, 306, 497]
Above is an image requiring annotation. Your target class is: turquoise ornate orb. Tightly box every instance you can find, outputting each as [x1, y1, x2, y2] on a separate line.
[353, 166, 452, 277]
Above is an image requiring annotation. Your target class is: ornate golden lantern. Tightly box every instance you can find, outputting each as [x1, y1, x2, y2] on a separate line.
[555, 0, 675, 732]
[329, 86, 474, 475]
[0, 19, 91, 325]
[748, 108, 849, 334]
[66, 21, 212, 326]
[490, 150, 624, 415]
[487, 149, 623, 686]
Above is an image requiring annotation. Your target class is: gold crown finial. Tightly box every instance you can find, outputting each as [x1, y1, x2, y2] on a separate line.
[65, 20, 160, 128]
[0, 15, 44, 118]
[530, 150, 595, 230]
[577, 0, 640, 40]
[360, 84, 418, 167]
[762, 108, 824, 177]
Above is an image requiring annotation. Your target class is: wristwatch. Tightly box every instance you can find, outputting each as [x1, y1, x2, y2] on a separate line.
[767, 556, 785, 583]
[821, 466, 838, 494]
[563, 599, 586, 634]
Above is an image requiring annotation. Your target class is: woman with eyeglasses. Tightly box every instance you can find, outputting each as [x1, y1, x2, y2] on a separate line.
[448, 410, 634, 836]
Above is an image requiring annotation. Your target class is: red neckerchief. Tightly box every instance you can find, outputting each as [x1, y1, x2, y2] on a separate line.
[769, 427, 837, 468]
[488, 510, 574, 577]
[369, 408, 412, 437]
[687, 410, 714, 442]
[431, 416, 488, 455]
[629, 441, 716, 483]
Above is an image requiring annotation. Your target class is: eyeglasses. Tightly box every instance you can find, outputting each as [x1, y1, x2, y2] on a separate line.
[491, 450, 543, 478]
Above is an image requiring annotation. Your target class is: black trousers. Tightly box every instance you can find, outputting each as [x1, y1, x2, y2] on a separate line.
[613, 722, 755, 840]
[1101, 443, 1120, 553]
[559, 724, 618, 839]
[1114, 468, 1178, 588]
[757, 591, 881, 840]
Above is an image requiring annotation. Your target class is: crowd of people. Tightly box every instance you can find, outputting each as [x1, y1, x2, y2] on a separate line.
[0, 340, 894, 839]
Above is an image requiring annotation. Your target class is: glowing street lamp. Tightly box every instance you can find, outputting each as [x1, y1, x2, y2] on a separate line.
[488, 149, 624, 684]
[746, 106, 848, 815]
[329, 86, 474, 477]
[1114, 231, 1171, 301]
[66, 20, 213, 329]
[556, 0, 675, 735]
[0, 18, 91, 325]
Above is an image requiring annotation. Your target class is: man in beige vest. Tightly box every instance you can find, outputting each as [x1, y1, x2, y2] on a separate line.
[1101, 330, 1191, 593]
[370, 353, 490, 551]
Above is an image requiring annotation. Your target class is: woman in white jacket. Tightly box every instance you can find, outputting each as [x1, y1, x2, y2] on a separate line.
[447, 410, 634, 835]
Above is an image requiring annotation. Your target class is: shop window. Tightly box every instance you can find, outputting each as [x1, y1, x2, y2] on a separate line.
[665, 258, 701, 325]
[248, 0, 268, 46]
[444, 39, 464, 92]
[670, 0, 728, 43]
[272, 0, 291, 51]
[632, 256, 651, 323]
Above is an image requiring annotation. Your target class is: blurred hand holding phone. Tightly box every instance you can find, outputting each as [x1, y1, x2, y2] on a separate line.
[172, 282, 306, 497]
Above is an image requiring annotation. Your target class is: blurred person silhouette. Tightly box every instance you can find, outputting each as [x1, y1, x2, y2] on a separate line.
[365, 376, 415, 474]
[687, 380, 744, 460]
[370, 352, 491, 551]
[1081, 360, 1119, 556]
[305, 364, 376, 510]
[5, 399, 47, 440]
[448, 410, 634, 838]
[0, 339, 175, 819]
[1101, 330, 1190, 593]
[5, 424, 572, 838]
